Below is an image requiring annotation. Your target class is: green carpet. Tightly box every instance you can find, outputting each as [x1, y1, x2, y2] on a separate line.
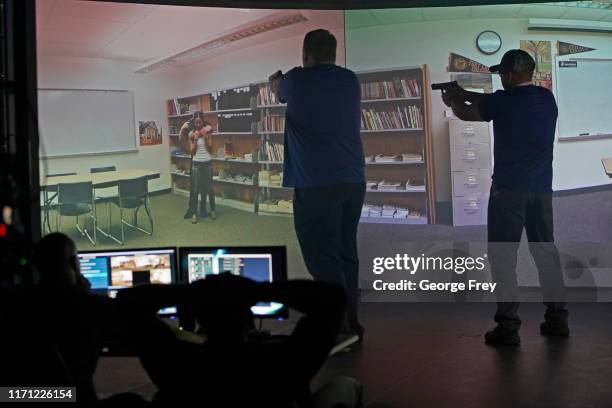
[47, 192, 309, 279]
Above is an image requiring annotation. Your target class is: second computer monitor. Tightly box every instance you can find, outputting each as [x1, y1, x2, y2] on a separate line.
[78, 247, 178, 315]
[179, 246, 288, 318]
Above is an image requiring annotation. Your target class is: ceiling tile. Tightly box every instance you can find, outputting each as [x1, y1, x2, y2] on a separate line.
[370, 8, 424, 25]
[38, 29, 113, 47]
[560, 7, 612, 20]
[422, 6, 472, 21]
[37, 42, 97, 58]
[45, 14, 129, 37]
[518, 4, 569, 19]
[51, 0, 155, 24]
[469, 4, 523, 19]
[344, 10, 380, 29]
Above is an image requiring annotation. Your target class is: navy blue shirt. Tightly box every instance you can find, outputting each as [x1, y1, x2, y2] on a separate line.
[278, 64, 365, 188]
[479, 85, 558, 192]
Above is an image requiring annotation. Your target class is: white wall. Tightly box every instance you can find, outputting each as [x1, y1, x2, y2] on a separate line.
[172, 28, 346, 98]
[37, 56, 179, 192]
[346, 18, 612, 199]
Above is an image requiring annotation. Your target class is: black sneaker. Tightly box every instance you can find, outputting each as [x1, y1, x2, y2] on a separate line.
[540, 321, 570, 337]
[485, 326, 521, 346]
[183, 210, 193, 219]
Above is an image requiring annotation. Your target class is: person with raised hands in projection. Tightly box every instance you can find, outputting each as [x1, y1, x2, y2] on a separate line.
[179, 111, 217, 224]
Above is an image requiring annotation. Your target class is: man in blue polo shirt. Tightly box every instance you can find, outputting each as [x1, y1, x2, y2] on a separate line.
[442, 49, 568, 346]
[269, 29, 366, 345]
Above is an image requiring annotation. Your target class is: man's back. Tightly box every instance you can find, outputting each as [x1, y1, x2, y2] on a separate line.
[480, 85, 558, 192]
[279, 64, 365, 188]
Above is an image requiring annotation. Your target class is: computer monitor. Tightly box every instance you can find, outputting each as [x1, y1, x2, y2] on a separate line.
[179, 246, 288, 319]
[78, 247, 178, 316]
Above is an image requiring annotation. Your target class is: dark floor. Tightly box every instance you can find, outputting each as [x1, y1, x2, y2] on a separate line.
[95, 302, 612, 408]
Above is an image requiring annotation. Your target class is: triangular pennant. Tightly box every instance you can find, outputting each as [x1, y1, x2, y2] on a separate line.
[447, 53, 490, 74]
[557, 41, 595, 56]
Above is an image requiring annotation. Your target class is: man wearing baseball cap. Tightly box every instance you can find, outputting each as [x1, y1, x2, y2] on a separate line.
[441, 49, 568, 346]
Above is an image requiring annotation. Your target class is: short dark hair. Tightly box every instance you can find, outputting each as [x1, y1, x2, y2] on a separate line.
[192, 111, 205, 122]
[303, 29, 336, 63]
[33, 233, 77, 283]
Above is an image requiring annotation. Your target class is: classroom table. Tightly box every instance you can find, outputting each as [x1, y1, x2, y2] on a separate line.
[602, 157, 612, 178]
[40, 169, 160, 238]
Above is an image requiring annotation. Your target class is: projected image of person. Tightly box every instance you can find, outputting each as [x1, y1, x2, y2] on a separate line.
[268, 29, 366, 346]
[439, 50, 568, 346]
[180, 111, 216, 223]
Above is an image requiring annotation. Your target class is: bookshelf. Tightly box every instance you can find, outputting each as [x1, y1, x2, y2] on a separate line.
[357, 65, 436, 224]
[166, 65, 436, 223]
[167, 82, 290, 214]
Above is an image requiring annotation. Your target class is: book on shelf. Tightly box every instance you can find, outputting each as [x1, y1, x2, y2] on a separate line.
[224, 142, 234, 157]
[216, 170, 256, 185]
[257, 114, 285, 133]
[257, 84, 280, 106]
[360, 106, 423, 130]
[366, 179, 425, 192]
[362, 204, 422, 219]
[258, 170, 283, 187]
[260, 199, 293, 214]
[361, 78, 421, 100]
[365, 153, 423, 164]
[260, 141, 284, 162]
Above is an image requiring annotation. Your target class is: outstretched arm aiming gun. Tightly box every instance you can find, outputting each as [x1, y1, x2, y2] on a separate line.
[432, 81, 485, 122]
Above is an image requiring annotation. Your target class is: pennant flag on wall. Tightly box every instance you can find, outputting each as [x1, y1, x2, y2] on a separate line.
[447, 53, 490, 74]
[557, 41, 595, 56]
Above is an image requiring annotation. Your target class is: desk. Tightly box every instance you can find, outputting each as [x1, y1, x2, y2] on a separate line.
[40, 169, 160, 236]
[603, 158, 612, 178]
[41, 169, 160, 189]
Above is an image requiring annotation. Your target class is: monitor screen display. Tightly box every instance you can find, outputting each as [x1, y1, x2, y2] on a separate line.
[79, 248, 178, 315]
[180, 246, 288, 318]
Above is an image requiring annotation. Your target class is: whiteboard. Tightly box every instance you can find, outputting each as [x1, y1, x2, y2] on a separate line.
[38, 89, 137, 157]
[556, 59, 612, 140]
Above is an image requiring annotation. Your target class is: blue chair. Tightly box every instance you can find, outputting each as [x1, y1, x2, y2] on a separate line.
[57, 181, 97, 245]
[41, 172, 77, 234]
[110, 176, 153, 245]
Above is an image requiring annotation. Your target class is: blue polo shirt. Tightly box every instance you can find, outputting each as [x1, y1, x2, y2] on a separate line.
[278, 64, 365, 188]
[479, 85, 558, 192]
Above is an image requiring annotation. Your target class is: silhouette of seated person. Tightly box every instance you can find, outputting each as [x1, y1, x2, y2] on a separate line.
[13, 233, 120, 406]
[117, 273, 362, 408]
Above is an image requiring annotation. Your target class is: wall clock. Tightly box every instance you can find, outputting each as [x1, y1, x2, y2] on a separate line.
[476, 30, 502, 55]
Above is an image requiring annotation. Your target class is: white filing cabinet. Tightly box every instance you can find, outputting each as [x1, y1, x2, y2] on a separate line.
[449, 120, 492, 226]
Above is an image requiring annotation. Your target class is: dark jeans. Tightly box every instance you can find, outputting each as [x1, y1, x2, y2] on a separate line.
[189, 161, 215, 214]
[487, 184, 568, 331]
[293, 183, 366, 333]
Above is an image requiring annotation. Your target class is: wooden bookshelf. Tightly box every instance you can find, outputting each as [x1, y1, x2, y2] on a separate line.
[357, 65, 436, 224]
[167, 83, 288, 213]
[166, 65, 436, 223]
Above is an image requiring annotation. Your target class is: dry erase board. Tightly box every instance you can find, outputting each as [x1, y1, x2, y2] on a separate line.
[38, 89, 137, 157]
[556, 59, 612, 141]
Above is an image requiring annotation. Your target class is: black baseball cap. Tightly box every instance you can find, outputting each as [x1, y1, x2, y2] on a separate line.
[489, 49, 536, 74]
